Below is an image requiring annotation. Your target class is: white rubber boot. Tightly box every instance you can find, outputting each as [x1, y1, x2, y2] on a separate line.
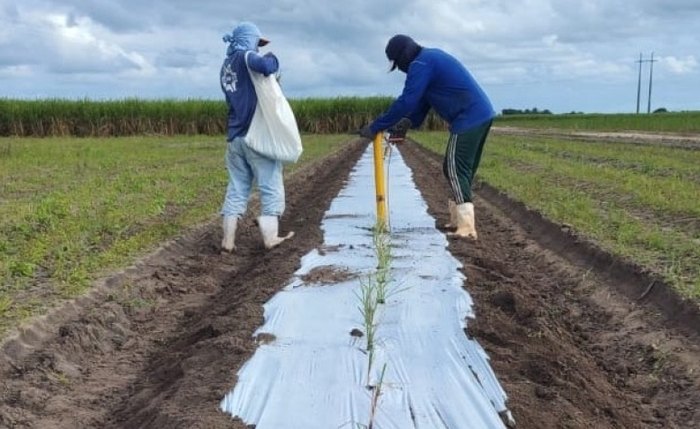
[448, 202, 477, 239]
[258, 216, 294, 249]
[221, 216, 238, 252]
[444, 199, 457, 229]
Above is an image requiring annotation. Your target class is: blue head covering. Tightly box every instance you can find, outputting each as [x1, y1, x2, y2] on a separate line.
[223, 22, 269, 56]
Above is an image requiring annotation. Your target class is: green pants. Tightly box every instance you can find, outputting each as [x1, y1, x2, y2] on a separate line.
[442, 120, 492, 203]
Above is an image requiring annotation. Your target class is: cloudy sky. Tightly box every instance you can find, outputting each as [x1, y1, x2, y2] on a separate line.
[1, 0, 698, 114]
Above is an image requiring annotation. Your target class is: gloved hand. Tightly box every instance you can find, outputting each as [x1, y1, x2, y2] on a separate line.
[387, 117, 412, 143]
[358, 124, 375, 140]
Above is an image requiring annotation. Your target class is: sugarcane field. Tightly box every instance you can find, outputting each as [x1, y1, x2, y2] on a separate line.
[2, 3, 700, 429]
[2, 107, 699, 428]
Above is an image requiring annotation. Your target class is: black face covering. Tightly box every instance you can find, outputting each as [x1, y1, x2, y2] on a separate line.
[385, 34, 423, 73]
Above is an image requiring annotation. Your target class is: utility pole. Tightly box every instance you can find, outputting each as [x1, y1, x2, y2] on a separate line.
[636, 53, 643, 114]
[647, 52, 658, 114]
[635, 53, 657, 114]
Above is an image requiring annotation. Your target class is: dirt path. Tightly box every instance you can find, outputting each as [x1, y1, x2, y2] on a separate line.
[1, 137, 699, 428]
[493, 126, 700, 150]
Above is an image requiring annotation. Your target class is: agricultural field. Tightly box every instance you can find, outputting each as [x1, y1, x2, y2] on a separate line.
[0, 134, 348, 336]
[495, 111, 700, 133]
[0, 98, 394, 137]
[414, 130, 700, 300]
[1, 109, 699, 428]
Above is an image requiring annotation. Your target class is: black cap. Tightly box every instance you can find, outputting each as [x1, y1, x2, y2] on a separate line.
[385, 34, 421, 73]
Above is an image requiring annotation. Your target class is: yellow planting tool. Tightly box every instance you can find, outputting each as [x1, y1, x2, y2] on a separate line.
[372, 133, 388, 227]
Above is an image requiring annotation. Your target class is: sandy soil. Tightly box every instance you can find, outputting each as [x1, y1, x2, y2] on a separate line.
[1, 137, 699, 429]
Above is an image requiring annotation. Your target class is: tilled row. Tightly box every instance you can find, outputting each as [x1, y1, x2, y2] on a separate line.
[398, 140, 700, 428]
[0, 140, 366, 429]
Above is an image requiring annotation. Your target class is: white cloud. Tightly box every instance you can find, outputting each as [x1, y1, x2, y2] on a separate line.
[0, 0, 698, 112]
[155, 48, 203, 69]
[43, 13, 147, 74]
[662, 56, 698, 74]
[0, 65, 32, 78]
[0, 5, 149, 74]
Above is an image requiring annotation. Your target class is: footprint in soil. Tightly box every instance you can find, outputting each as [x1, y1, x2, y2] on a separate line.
[488, 290, 538, 324]
[522, 360, 556, 387]
[489, 290, 517, 315]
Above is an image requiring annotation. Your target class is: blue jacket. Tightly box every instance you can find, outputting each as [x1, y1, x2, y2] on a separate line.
[370, 48, 495, 134]
[220, 25, 279, 142]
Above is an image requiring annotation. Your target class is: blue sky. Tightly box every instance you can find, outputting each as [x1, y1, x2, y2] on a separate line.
[0, 0, 698, 114]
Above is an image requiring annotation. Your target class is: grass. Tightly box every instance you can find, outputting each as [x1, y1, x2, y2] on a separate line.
[495, 111, 700, 133]
[0, 98, 226, 137]
[0, 134, 347, 338]
[0, 97, 393, 137]
[413, 131, 700, 300]
[3, 99, 698, 138]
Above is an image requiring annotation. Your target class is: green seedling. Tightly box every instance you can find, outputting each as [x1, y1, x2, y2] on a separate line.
[371, 221, 392, 304]
[355, 274, 378, 382]
[367, 363, 388, 429]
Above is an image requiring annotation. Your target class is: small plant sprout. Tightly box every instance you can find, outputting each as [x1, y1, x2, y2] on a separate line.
[352, 218, 393, 424]
[355, 274, 378, 381]
[372, 221, 392, 304]
[367, 363, 388, 429]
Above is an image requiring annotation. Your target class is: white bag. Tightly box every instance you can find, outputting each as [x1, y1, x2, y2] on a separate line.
[244, 51, 303, 163]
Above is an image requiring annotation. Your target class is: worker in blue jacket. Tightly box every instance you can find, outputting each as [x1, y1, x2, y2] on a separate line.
[361, 34, 495, 240]
[219, 22, 293, 252]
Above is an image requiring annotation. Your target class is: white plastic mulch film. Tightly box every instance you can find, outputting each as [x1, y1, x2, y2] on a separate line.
[221, 144, 513, 428]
